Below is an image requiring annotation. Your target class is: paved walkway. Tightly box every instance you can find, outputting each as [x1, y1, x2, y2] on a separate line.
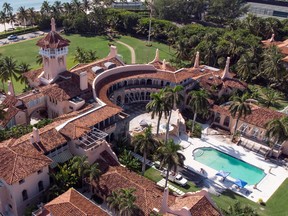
[157, 179, 185, 195]
[116, 40, 136, 64]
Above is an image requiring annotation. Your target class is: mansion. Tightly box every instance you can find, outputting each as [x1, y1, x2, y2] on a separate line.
[0, 18, 287, 216]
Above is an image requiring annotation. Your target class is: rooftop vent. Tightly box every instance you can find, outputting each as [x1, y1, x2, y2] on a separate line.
[92, 66, 104, 73]
[104, 62, 116, 69]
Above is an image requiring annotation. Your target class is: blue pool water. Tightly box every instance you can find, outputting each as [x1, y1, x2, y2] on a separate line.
[193, 147, 266, 185]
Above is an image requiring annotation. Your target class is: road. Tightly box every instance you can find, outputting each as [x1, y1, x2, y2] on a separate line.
[0, 30, 45, 46]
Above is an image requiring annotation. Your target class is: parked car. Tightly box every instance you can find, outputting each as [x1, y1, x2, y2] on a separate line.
[161, 170, 188, 186]
[7, 35, 17, 40]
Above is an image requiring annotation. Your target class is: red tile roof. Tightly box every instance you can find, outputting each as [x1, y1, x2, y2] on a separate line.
[165, 194, 221, 216]
[212, 104, 286, 128]
[59, 105, 122, 139]
[36, 32, 70, 48]
[0, 139, 52, 185]
[95, 165, 176, 216]
[0, 95, 25, 127]
[41, 188, 109, 216]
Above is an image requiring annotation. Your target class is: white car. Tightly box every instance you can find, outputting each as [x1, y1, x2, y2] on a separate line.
[161, 170, 188, 186]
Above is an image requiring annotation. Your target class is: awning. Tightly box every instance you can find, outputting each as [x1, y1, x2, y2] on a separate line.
[49, 150, 73, 168]
[139, 119, 149, 127]
[234, 179, 247, 188]
[215, 170, 230, 178]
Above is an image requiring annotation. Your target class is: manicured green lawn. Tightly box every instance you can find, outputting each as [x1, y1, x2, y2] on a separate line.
[118, 35, 175, 64]
[145, 167, 288, 216]
[0, 34, 173, 93]
[264, 178, 288, 216]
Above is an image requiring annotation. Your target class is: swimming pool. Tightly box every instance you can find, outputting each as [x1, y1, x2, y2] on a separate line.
[193, 147, 266, 185]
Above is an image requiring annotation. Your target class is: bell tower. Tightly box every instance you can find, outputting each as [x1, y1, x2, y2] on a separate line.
[36, 18, 70, 84]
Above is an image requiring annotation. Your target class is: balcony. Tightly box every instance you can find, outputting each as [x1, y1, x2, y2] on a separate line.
[39, 47, 68, 57]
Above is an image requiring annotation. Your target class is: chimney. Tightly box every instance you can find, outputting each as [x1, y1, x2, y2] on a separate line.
[194, 51, 200, 68]
[221, 57, 231, 80]
[30, 135, 34, 144]
[269, 34, 275, 42]
[149, 48, 160, 64]
[33, 127, 40, 143]
[7, 80, 15, 96]
[162, 59, 166, 70]
[51, 17, 56, 32]
[80, 71, 88, 91]
[108, 45, 117, 58]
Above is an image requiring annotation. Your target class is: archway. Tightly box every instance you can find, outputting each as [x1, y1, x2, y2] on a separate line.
[223, 116, 230, 127]
[29, 107, 48, 125]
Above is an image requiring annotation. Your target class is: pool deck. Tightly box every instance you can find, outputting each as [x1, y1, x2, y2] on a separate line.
[127, 108, 288, 203]
[179, 130, 288, 202]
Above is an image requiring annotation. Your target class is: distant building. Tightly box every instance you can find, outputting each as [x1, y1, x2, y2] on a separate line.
[247, 0, 288, 19]
[112, 2, 145, 10]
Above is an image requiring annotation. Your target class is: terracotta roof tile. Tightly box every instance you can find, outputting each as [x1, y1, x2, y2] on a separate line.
[0, 95, 25, 127]
[42, 188, 109, 216]
[95, 166, 176, 216]
[165, 195, 221, 216]
[60, 105, 122, 139]
[212, 104, 286, 128]
[0, 139, 52, 185]
[36, 32, 70, 48]
[23, 68, 43, 82]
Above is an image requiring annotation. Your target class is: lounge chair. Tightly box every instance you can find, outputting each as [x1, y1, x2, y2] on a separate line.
[252, 145, 261, 153]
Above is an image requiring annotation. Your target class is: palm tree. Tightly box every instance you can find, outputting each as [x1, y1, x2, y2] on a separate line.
[71, 155, 90, 186]
[53, 1, 63, 14]
[188, 89, 210, 133]
[2, 56, 19, 86]
[71, 0, 82, 12]
[260, 88, 283, 108]
[163, 85, 184, 142]
[7, 12, 16, 29]
[36, 55, 43, 66]
[82, 0, 91, 13]
[74, 47, 86, 63]
[107, 188, 139, 216]
[265, 117, 288, 158]
[84, 163, 101, 191]
[3, 2, 13, 15]
[17, 6, 28, 27]
[0, 11, 6, 32]
[146, 89, 167, 135]
[154, 139, 184, 188]
[27, 8, 36, 26]
[119, 149, 140, 172]
[40, 1, 51, 16]
[259, 46, 285, 86]
[18, 62, 31, 86]
[229, 93, 252, 141]
[236, 52, 257, 82]
[132, 125, 158, 175]
[62, 2, 73, 15]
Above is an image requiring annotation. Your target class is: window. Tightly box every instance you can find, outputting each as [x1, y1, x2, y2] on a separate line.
[9, 204, 12, 209]
[37, 169, 43, 174]
[22, 190, 28, 201]
[38, 181, 44, 192]
[19, 179, 25, 184]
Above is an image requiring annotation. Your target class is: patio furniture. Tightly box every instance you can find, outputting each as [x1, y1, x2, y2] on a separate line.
[234, 179, 247, 189]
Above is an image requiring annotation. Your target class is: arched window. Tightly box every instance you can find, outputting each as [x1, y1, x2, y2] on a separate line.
[215, 113, 221, 123]
[134, 79, 139, 85]
[125, 95, 129, 104]
[140, 79, 146, 85]
[38, 181, 44, 192]
[146, 92, 151, 100]
[147, 79, 152, 85]
[22, 190, 28, 201]
[223, 116, 230, 127]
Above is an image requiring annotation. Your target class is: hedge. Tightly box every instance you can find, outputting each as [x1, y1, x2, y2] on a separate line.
[0, 26, 39, 39]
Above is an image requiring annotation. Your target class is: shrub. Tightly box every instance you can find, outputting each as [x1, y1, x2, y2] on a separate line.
[258, 198, 265, 206]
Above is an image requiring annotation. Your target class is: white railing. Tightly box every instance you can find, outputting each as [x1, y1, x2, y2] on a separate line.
[39, 47, 68, 57]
